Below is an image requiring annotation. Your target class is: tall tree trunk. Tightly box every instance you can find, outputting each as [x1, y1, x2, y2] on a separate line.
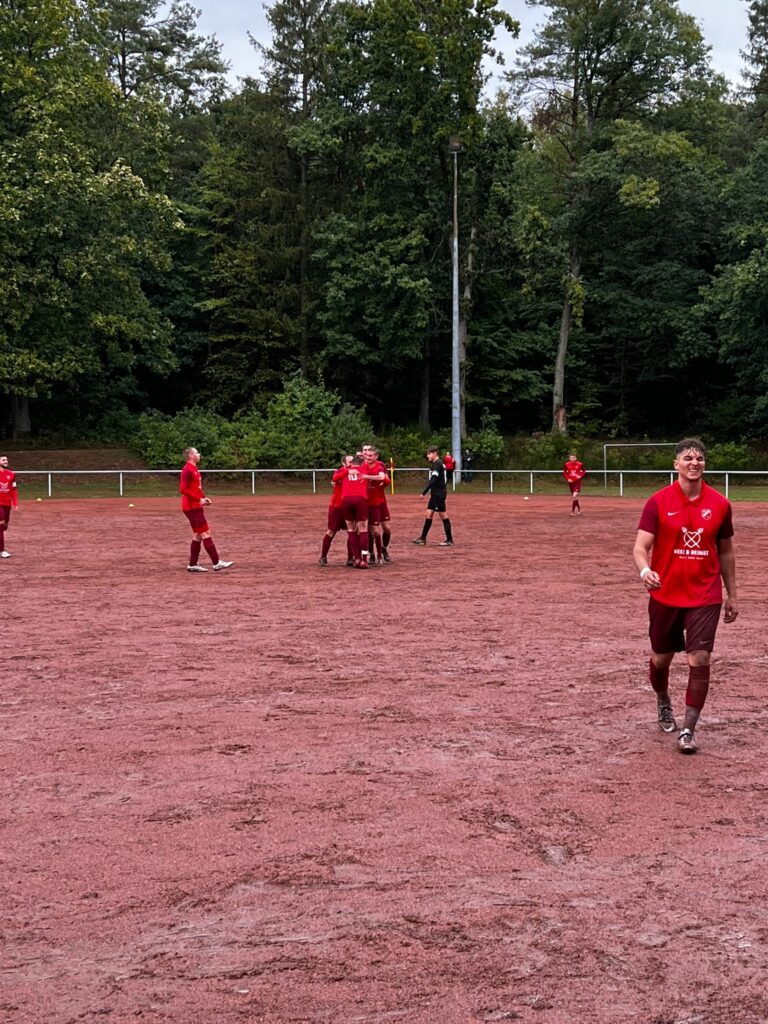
[552, 246, 580, 435]
[419, 336, 430, 430]
[10, 394, 31, 438]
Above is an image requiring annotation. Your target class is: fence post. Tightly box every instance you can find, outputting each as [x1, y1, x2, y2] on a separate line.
[119, 472, 123, 497]
[48, 473, 52, 498]
[530, 471, 534, 494]
[620, 472, 624, 497]
[312, 470, 316, 494]
[251, 471, 255, 495]
[490, 471, 494, 493]
[725, 472, 729, 499]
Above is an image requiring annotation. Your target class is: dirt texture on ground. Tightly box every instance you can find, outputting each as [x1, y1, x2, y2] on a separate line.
[2, 493, 767, 1024]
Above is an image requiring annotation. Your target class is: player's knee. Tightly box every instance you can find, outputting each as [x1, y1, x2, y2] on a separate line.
[687, 650, 711, 668]
[651, 651, 674, 669]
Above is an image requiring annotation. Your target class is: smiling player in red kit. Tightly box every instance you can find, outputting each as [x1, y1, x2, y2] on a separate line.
[633, 438, 738, 755]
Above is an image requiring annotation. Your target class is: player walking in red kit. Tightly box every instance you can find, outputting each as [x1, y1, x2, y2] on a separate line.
[0, 455, 18, 559]
[180, 447, 233, 573]
[633, 438, 738, 755]
[361, 445, 390, 565]
[319, 455, 354, 566]
[563, 453, 585, 516]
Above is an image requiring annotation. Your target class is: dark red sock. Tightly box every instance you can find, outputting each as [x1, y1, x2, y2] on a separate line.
[203, 537, 220, 564]
[572, 499, 578, 512]
[189, 540, 202, 565]
[347, 534, 354, 560]
[348, 531, 360, 559]
[686, 665, 710, 709]
[321, 534, 333, 558]
[649, 658, 670, 695]
[382, 529, 391, 550]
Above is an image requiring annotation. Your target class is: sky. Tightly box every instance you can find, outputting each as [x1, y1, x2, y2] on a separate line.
[193, 0, 751, 91]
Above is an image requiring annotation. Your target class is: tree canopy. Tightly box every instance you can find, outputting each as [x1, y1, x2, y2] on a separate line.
[2, 0, 767, 445]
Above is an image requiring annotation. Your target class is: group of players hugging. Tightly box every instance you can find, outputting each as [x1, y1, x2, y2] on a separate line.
[320, 443, 455, 568]
[320, 444, 392, 568]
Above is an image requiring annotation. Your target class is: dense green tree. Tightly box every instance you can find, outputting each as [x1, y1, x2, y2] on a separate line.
[696, 140, 768, 434]
[313, 0, 518, 428]
[0, 0, 178, 436]
[98, 0, 226, 105]
[260, 0, 338, 372]
[743, 0, 768, 129]
[197, 84, 304, 410]
[511, 0, 710, 434]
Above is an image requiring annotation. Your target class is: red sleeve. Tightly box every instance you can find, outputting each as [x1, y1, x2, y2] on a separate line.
[11, 473, 18, 508]
[717, 504, 734, 540]
[638, 496, 659, 534]
[332, 467, 348, 482]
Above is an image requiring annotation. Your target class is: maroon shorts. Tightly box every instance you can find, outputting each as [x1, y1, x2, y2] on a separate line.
[0, 505, 10, 529]
[184, 507, 209, 533]
[341, 496, 368, 524]
[327, 505, 345, 532]
[367, 503, 386, 526]
[648, 600, 721, 654]
[568, 481, 582, 495]
[381, 499, 391, 523]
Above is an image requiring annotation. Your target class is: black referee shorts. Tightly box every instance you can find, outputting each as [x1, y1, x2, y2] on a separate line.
[427, 492, 447, 513]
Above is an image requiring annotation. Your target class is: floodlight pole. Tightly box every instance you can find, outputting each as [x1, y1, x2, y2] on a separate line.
[449, 136, 463, 484]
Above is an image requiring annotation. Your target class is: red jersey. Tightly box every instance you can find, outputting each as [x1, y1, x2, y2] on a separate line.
[332, 465, 369, 500]
[364, 459, 389, 506]
[443, 454, 456, 471]
[180, 461, 205, 511]
[0, 469, 18, 508]
[329, 470, 345, 509]
[563, 459, 585, 483]
[638, 481, 734, 608]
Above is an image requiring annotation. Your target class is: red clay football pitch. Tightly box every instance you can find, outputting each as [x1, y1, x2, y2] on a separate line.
[3, 494, 767, 1024]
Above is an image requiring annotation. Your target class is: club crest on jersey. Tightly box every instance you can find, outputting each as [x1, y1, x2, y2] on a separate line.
[682, 527, 703, 549]
[701, 508, 712, 520]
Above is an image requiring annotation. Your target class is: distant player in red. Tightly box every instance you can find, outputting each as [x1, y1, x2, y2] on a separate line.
[443, 451, 456, 484]
[633, 438, 738, 755]
[361, 444, 390, 565]
[319, 455, 354, 566]
[333, 455, 379, 568]
[0, 455, 19, 559]
[180, 447, 233, 573]
[563, 453, 585, 516]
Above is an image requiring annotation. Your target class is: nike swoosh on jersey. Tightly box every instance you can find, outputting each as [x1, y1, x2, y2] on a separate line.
[667, 511, 681, 516]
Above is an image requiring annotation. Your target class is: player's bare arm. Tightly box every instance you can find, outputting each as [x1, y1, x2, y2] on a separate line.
[717, 536, 739, 622]
[633, 529, 661, 590]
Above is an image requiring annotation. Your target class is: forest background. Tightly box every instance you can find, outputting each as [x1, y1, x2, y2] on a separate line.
[3, 0, 768, 469]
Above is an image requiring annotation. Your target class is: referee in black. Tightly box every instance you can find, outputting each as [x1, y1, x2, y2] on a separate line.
[412, 446, 454, 547]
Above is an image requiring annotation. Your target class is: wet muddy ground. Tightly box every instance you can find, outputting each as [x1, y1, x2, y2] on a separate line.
[2, 494, 767, 1024]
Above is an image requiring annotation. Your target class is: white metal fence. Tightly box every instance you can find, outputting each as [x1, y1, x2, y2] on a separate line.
[14, 467, 768, 499]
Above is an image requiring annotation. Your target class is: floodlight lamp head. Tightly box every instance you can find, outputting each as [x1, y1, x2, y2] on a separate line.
[447, 136, 463, 153]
